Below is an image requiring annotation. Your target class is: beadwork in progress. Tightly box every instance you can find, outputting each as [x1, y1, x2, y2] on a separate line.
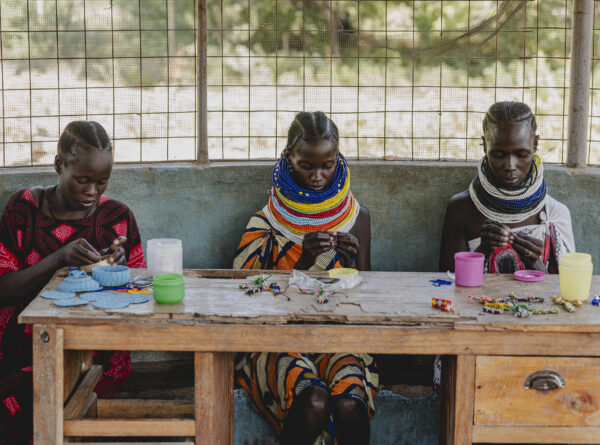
[432, 298, 453, 312]
[92, 265, 131, 287]
[469, 293, 558, 317]
[91, 293, 131, 309]
[54, 298, 88, 307]
[57, 270, 101, 292]
[239, 275, 290, 300]
[551, 294, 581, 313]
[41, 291, 76, 300]
[429, 279, 452, 287]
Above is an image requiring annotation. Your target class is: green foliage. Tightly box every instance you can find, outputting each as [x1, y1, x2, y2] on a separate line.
[0, 0, 586, 87]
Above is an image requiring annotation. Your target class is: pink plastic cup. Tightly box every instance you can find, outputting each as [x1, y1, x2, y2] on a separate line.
[454, 252, 485, 287]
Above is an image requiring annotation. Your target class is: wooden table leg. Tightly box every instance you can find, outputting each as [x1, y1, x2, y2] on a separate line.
[440, 355, 476, 445]
[33, 325, 64, 445]
[194, 352, 234, 445]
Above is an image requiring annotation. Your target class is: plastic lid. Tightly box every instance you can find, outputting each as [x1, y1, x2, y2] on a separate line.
[153, 273, 184, 286]
[148, 238, 182, 247]
[514, 270, 545, 282]
[329, 268, 359, 278]
[560, 252, 592, 265]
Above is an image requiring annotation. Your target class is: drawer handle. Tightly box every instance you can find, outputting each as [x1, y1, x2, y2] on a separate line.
[524, 370, 565, 390]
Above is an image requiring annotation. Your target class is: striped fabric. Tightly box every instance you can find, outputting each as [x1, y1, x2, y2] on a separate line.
[237, 352, 378, 445]
[233, 211, 343, 271]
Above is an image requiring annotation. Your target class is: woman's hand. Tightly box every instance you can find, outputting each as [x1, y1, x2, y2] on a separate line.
[100, 236, 128, 265]
[478, 219, 510, 255]
[59, 238, 102, 266]
[510, 232, 545, 271]
[295, 231, 335, 270]
[333, 232, 359, 268]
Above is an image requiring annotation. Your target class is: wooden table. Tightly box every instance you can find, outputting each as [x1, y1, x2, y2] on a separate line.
[19, 269, 600, 444]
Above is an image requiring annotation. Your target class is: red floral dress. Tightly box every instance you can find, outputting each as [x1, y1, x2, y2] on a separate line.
[0, 188, 146, 444]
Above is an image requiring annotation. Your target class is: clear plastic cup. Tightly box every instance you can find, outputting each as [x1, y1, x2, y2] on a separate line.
[147, 238, 183, 276]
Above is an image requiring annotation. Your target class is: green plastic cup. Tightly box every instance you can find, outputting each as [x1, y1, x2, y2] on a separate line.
[153, 273, 185, 304]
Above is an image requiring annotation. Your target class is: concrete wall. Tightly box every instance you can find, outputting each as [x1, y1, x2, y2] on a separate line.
[1, 161, 599, 271]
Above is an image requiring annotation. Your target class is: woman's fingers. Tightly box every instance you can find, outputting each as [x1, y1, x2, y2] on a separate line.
[76, 240, 102, 263]
[108, 248, 127, 265]
[511, 234, 543, 257]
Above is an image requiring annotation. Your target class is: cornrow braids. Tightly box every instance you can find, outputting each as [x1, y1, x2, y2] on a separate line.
[282, 111, 340, 158]
[58, 121, 112, 163]
[483, 101, 537, 135]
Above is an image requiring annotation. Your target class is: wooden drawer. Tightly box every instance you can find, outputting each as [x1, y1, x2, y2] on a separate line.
[475, 356, 600, 427]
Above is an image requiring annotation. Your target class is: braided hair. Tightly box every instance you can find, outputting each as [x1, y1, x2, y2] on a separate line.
[483, 101, 537, 144]
[282, 111, 340, 158]
[58, 121, 112, 164]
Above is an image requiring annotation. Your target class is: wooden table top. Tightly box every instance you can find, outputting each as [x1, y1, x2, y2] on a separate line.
[18, 269, 600, 333]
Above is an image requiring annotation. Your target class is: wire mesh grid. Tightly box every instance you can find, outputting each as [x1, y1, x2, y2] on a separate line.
[0, 0, 598, 166]
[206, 0, 586, 162]
[0, 0, 197, 167]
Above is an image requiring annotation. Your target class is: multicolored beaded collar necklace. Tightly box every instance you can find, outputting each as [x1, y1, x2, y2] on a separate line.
[469, 154, 547, 224]
[262, 156, 360, 244]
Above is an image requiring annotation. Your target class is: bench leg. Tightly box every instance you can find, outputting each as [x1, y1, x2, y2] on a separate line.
[33, 325, 64, 445]
[440, 355, 475, 445]
[194, 352, 234, 445]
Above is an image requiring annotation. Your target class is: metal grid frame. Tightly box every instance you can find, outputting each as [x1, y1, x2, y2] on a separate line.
[588, 0, 600, 163]
[0, 0, 598, 166]
[206, 0, 584, 162]
[0, 0, 197, 167]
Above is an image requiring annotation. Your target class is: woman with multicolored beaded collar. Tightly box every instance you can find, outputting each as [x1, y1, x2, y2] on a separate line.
[233, 111, 377, 445]
[439, 101, 575, 274]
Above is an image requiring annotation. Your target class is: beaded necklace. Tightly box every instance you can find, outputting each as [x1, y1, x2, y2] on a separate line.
[262, 156, 359, 244]
[469, 154, 547, 223]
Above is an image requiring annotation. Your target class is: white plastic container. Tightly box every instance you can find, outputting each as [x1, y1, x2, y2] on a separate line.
[147, 238, 183, 276]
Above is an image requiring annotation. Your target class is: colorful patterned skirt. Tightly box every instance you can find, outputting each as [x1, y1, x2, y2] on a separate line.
[236, 352, 378, 445]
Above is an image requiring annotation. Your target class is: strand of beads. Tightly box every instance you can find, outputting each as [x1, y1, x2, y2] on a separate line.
[470, 294, 556, 316]
[432, 298, 453, 313]
[508, 292, 545, 303]
[468, 295, 495, 303]
[514, 307, 532, 318]
[550, 295, 577, 313]
[592, 294, 600, 306]
[483, 306, 502, 314]
[531, 306, 559, 315]
[484, 302, 513, 310]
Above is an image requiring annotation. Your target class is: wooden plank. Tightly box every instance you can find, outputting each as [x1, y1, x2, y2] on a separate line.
[195, 352, 233, 445]
[63, 419, 195, 436]
[472, 426, 600, 443]
[96, 399, 194, 419]
[33, 325, 64, 445]
[566, 0, 595, 167]
[63, 350, 92, 403]
[475, 356, 600, 427]
[440, 355, 475, 445]
[80, 392, 97, 419]
[21, 271, 600, 333]
[64, 365, 103, 420]
[65, 442, 193, 445]
[57, 323, 600, 356]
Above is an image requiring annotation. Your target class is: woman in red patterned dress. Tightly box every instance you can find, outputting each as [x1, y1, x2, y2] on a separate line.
[0, 121, 146, 444]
